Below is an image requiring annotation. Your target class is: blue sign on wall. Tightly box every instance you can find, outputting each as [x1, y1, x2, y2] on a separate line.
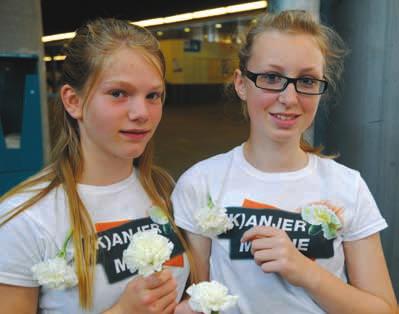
[0, 54, 43, 195]
[184, 39, 201, 52]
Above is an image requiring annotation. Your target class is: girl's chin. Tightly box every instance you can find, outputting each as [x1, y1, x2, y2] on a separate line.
[264, 131, 303, 145]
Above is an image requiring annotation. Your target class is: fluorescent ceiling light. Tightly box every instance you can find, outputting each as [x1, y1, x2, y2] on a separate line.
[226, 2, 267, 14]
[42, 1, 267, 43]
[163, 13, 194, 24]
[192, 8, 227, 19]
[42, 32, 76, 43]
[134, 18, 165, 27]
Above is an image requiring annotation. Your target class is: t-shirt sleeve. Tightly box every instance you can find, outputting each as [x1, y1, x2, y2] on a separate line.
[0, 200, 47, 287]
[172, 166, 207, 235]
[343, 175, 388, 241]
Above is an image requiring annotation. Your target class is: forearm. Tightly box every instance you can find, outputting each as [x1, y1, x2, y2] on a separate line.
[185, 231, 211, 282]
[304, 262, 395, 314]
[195, 256, 210, 282]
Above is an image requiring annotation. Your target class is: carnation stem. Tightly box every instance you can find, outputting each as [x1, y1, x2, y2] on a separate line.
[211, 311, 220, 314]
[57, 229, 73, 259]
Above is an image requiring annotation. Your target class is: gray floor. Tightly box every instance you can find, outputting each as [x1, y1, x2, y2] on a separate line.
[154, 102, 248, 180]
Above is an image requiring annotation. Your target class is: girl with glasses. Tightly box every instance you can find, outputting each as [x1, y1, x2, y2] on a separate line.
[173, 10, 396, 314]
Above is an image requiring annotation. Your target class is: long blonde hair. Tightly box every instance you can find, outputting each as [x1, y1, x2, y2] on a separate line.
[237, 10, 347, 155]
[0, 18, 196, 309]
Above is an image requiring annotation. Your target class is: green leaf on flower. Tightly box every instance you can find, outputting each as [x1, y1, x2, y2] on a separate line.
[56, 229, 73, 259]
[321, 222, 340, 240]
[148, 206, 169, 225]
[308, 224, 322, 236]
[207, 194, 214, 208]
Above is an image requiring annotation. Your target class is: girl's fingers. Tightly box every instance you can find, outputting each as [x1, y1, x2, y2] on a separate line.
[260, 260, 282, 273]
[250, 237, 276, 252]
[153, 288, 178, 313]
[252, 248, 281, 264]
[163, 299, 178, 314]
[148, 276, 177, 302]
[241, 226, 280, 242]
[144, 269, 172, 289]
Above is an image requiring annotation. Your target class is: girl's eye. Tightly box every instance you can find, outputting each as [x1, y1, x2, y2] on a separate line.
[299, 77, 316, 86]
[110, 90, 126, 98]
[146, 92, 162, 100]
[261, 73, 283, 84]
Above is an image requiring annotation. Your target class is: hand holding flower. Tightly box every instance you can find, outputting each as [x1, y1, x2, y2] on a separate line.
[123, 229, 174, 277]
[104, 230, 177, 314]
[105, 269, 178, 314]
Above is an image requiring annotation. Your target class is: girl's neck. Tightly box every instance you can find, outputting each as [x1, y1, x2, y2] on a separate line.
[79, 150, 134, 186]
[244, 137, 308, 173]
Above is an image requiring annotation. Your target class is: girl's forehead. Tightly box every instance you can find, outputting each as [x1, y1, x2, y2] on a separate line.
[252, 30, 322, 54]
[248, 31, 325, 72]
[97, 47, 163, 81]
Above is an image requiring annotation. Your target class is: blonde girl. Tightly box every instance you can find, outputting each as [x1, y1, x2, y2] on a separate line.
[0, 18, 193, 314]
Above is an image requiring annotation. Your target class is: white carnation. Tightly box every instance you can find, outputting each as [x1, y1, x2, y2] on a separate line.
[195, 204, 234, 236]
[187, 281, 238, 314]
[31, 256, 78, 290]
[301, 204, 342, 240]
[123, 229, 174, 277]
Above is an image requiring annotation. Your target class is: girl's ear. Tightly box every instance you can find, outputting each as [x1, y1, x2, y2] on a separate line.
[234, 69, 247, 101]
[61, 84, 83, 119]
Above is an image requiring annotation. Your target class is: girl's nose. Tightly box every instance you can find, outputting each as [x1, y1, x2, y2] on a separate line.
[278, 82, 299, 107]
[127, 98, 149, 122]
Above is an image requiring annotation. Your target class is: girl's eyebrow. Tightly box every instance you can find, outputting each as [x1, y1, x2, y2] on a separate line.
[102, 80, 164, 90]
[260, 64, 321, 72]
[256, 64, 322, 78]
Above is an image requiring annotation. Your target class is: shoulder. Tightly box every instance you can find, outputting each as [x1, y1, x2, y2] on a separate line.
[315, 155, 359, 176]
[1, 184, 68, 240]
[0, 186, 66, 287]
[172, 147, 236, 208]
[177, 147, 236, 185]
[313, 155, 362, 187]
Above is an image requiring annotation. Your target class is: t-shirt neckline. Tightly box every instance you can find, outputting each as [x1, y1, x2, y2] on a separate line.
[77, 169, 137, 194]
[234, 143, 315, 182]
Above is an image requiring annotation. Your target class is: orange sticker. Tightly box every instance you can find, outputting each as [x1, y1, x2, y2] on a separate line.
[95, 220, 130, 232]
[164, 254, 184, 267]
[242, 199, 277, 209]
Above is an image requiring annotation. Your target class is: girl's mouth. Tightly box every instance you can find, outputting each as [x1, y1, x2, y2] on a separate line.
[119, 129, 150, 140]
[269, 113, 300, 128]
[270, 113, 300, 121]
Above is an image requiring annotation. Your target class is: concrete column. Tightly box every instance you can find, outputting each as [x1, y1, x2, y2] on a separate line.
[191, 26, 204, 41]
[326, 0, 399, 298]
[0, 0, 49, 161]
[206, 25, 216, 43]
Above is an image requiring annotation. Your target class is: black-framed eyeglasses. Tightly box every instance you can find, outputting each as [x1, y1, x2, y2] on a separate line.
[244, 69, 328, 95]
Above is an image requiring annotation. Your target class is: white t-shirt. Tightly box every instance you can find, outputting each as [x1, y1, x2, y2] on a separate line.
[172, 145, 387, 314]
[0, 170, 189, 314]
